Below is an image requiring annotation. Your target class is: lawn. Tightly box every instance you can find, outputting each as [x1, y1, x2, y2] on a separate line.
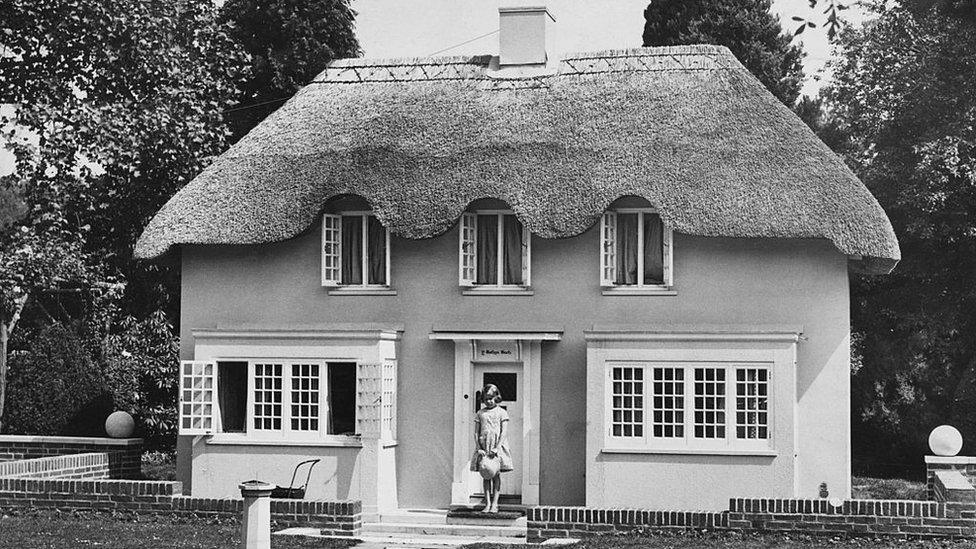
[4, 511, 976, 549]
[0, 511, 356, 549]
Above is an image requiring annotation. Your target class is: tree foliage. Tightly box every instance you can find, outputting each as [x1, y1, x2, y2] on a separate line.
[824, 0, 976, 474]
[221, 0, 361, 140]
[642, 0, 805, 106]
[2, 323, 112, 436]
[0, 0, 247, 318]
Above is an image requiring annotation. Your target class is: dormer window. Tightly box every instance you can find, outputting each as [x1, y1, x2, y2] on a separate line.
[459, 211, 531, 288]
[601, 209, 672, 291]
[321, 212, 390, 287]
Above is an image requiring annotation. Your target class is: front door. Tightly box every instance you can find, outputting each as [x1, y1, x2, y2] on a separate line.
[469, 362, 523, 497]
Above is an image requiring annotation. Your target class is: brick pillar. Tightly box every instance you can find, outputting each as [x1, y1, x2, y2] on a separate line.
[926, 456, 976, 501]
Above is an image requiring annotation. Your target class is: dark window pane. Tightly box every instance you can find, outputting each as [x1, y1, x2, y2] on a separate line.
[328, 362, 357, 435]
[341, 216, 363, 284]
[217, 362, 247, 433]
[643, 213, 664, 284]
[615, 213, 638, 285]
[502, 215, 523, 284]
[483, 372, 518, 402]
[367, 216, 387, 285]
[476, 215, 498, 284]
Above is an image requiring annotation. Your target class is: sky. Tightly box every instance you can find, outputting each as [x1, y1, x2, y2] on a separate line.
[0, 0, 871, 178]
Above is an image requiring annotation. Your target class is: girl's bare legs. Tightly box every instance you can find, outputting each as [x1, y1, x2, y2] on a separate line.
[490, 475, 501, 512]
[482, 478, 492, 512]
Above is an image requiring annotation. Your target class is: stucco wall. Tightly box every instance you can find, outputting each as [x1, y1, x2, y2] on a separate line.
[179, 219, 850, 508]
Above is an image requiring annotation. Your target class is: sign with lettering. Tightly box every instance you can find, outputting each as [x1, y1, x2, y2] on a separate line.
[474, 340, 519, 362]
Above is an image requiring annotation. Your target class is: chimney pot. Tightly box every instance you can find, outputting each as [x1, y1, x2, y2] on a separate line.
[498, 6, 554, 66]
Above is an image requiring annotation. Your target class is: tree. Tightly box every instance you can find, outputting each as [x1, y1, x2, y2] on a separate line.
[0, 0, 246, 428]
[221, 0, 361, 140]
[642, 0, 805, 106]
[824, 1, 976, 474]
[0, 225, 96, 429]
[0, 0, 246, 311]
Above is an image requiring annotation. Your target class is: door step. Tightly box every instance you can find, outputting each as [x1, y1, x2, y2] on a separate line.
[276, 528, 527, 548]
[361, 520, 527, 539]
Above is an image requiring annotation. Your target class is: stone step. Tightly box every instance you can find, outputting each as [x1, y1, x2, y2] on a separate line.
[377, 509, 451, 524]
[275, 528, 525, 548]
[361, 520, 527, 539]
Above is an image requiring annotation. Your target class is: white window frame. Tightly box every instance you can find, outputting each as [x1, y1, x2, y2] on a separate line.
[604, 361, 773, 452]
[189, 358, 361, 445]
[600, 208, 673, 289]
[458, 209, 531, 288]
[321, 212, 391, 288]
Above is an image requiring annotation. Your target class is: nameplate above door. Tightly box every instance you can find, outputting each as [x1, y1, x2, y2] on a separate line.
[473, 340, 520, 362]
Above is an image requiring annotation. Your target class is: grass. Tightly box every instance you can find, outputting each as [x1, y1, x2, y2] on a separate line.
[2, 509, 974, 549]
[471, 531, 976, 548]
[0, 510, 357, 549]
[852, 476, 926, 500]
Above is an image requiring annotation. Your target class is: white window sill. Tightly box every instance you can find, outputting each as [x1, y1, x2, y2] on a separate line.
[602, 447, 777, 457]
[601, 286, 676, 296]
[462, 286, 534, 296]
[206, 435, 364, 448]
[327, 286, 397, 296]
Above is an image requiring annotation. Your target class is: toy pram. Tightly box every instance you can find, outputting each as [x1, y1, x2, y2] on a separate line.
[270, 459, 320, 499]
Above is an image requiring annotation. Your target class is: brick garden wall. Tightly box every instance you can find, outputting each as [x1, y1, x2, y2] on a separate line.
[0, 436, 142, 479]
[0, 452, 110, 479]
[0, 477, 361, 535]
[528, 498, 976, 541]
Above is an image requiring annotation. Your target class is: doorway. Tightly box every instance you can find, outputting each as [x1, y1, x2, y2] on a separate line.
[469, 362, 523, 497]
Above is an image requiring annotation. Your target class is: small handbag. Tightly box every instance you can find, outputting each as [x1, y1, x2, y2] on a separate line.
[478, 454, 501, 479]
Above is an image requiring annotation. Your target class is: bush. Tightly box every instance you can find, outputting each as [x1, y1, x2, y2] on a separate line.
[2, 323, 113, 436]
[101, 310, 179, 450]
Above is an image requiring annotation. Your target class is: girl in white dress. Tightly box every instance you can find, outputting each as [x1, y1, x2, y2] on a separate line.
[469, 384, 513, 513]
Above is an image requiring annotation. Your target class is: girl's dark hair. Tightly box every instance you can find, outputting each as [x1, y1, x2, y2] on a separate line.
[482, 384, 502, 404]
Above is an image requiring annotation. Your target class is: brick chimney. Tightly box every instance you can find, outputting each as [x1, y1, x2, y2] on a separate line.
[498, 6, 554, 66]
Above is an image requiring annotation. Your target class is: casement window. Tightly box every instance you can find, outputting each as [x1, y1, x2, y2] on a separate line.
[600, 210, 672, 288]
[459, 211, 531, 287]
[606, 362, 771, 451]
[321, 213, 391, 287]
[178, 359, 363, 440]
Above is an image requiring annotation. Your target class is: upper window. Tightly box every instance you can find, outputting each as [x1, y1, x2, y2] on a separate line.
[321, 213, 390, 287]
[600, 209, 672, 288]
[459, 211, 531, 287]
[606, 362, 771, 452]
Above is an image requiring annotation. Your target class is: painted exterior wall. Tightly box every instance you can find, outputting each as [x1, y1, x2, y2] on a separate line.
[178, 217, 851, 509]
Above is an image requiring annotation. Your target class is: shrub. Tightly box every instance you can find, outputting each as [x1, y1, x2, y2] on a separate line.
[101, 310, 179, 450]
[2, 323, 113, 436]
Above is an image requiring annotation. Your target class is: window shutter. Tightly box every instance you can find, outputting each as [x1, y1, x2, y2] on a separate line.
[521, 230, 531, 286]
[321, 214, 342, 286]
[662, 224, 673, 287]
[459, 213, 477, 286]
[179, 361, 216, 435]
[600, 212, 617, 286]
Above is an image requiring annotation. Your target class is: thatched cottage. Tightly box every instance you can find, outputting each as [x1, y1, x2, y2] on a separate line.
[135, 7, 899, 515]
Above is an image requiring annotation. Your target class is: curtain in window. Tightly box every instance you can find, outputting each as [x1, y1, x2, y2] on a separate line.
[476, 215, 498, 284]
[367, 216, 386, 285]
[341, 216, 363, 284]
[615, 213, 639, 285]
[327, 363, 357, 435]
[643, 213, 664, 284]
[502, 215, 523, 285]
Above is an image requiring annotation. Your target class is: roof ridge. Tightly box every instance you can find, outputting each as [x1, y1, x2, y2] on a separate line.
[316, 44, 738, 84]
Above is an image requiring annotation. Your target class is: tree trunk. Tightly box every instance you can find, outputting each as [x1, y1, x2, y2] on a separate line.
[0, 295, 28, 432]
[0, 321, 8, 432]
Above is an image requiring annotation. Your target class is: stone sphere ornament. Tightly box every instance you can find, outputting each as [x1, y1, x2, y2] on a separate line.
[929, 425, 963, 457]
[105, 411, 135, 438]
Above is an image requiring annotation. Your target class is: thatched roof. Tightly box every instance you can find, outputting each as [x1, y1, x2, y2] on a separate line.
[134, 45, 899, 274]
